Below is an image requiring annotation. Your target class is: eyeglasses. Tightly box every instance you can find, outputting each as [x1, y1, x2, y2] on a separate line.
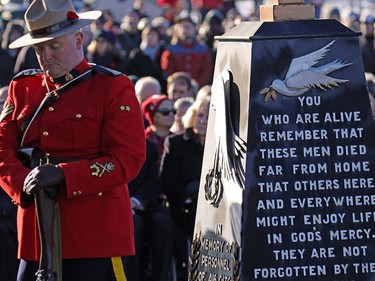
[156, 108, 177, 116]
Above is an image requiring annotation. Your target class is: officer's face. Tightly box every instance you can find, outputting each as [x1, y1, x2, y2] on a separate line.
[33, 31, 84, 78]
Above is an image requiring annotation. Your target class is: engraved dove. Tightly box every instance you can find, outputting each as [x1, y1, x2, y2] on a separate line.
[260, 40, 352, 102]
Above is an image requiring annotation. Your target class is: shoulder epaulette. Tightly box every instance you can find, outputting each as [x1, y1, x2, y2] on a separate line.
[90, 64, 122, 77]
[13, 69, 44, 80]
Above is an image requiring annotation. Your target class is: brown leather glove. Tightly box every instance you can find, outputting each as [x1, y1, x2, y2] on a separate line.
[23, 164, 65, 199]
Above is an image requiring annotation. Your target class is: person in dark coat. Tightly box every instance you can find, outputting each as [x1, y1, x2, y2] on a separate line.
[0, 189, 18, 281]
[360, 15, 375, 75]
[0, 47, 14, 87]
[117, 10, 142, 65]
[0, 19, 16, 87]
[127, 139, 174, 281]
[13, 45, 40, 75]
[86, 29, 124, 72]
[160, 95, 210, 281]
[125, 26, 167, 93]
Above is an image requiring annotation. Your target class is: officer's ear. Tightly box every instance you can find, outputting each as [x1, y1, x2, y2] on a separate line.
[74, 31, 84, 50]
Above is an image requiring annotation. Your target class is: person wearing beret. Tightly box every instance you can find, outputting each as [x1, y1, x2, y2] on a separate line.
[0, 0, 146, 280]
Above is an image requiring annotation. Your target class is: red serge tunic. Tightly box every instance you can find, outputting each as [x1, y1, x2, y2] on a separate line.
[0, 60, 146, 261]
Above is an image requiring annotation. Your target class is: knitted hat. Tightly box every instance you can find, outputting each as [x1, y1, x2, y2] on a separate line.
[142, 94, 169, 125]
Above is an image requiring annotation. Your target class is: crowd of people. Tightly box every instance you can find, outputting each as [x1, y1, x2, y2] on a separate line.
[0, 0, 375, 280]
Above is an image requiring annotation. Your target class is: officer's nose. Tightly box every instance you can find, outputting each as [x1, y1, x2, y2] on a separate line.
[41, 48, 53, 61]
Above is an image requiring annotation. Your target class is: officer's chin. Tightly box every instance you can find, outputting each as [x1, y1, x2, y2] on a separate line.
[41, 65, 60, 78]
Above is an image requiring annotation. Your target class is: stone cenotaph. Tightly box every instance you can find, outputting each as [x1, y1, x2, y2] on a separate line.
[190, 1, 375, 280]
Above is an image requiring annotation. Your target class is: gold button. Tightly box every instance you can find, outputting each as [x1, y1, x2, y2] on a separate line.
[19, 114, 24, 119]
[45, 153, 50, 157]
[72, 191, 77, 196]
[77, 191, 82, 195]
[97, 192, 103, 196]
[48, 107, 54, 112]
[42, 131, 49, 136]
[75, 114, 82, 118]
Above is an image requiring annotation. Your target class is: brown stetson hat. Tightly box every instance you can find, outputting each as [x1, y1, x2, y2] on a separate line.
[9, 0, 101, 49]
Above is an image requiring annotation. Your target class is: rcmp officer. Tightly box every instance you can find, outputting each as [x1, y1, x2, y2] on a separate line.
[0, 0, 146, 280]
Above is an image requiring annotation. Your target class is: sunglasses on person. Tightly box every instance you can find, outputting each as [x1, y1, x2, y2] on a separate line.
[156, 108, 177, 116]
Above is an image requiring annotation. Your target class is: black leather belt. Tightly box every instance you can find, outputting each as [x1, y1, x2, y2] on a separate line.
[41, 156, 80, 165]
[17, 147, 81, 168]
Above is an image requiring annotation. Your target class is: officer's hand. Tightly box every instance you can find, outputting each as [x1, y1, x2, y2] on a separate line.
[23, 164, 65, 198]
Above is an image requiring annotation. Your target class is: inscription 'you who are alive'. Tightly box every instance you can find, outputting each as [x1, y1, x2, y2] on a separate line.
[251, 94, 375, 280]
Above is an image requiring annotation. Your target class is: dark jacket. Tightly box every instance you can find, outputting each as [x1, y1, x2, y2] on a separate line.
[128, 139, 165, 212]
[125, 46, 167, 92]
[160, 128, 204, 235]
[360, 34, 375, 74]
[0, 48, 14, 87]
[13, 45, 39, 75]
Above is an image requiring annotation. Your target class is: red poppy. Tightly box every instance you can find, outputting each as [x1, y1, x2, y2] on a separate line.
[67, 11, 79, 20]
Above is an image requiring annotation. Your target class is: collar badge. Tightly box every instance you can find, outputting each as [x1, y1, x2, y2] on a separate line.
[65, 73, 73, 81]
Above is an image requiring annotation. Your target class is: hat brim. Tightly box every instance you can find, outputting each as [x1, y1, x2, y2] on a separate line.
[9, 10, 102, 49]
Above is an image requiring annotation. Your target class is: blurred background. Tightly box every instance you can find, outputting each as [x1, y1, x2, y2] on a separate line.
[1, 0, 374, 23]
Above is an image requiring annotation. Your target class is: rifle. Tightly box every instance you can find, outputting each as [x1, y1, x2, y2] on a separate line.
[17, 148, 62, 281]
